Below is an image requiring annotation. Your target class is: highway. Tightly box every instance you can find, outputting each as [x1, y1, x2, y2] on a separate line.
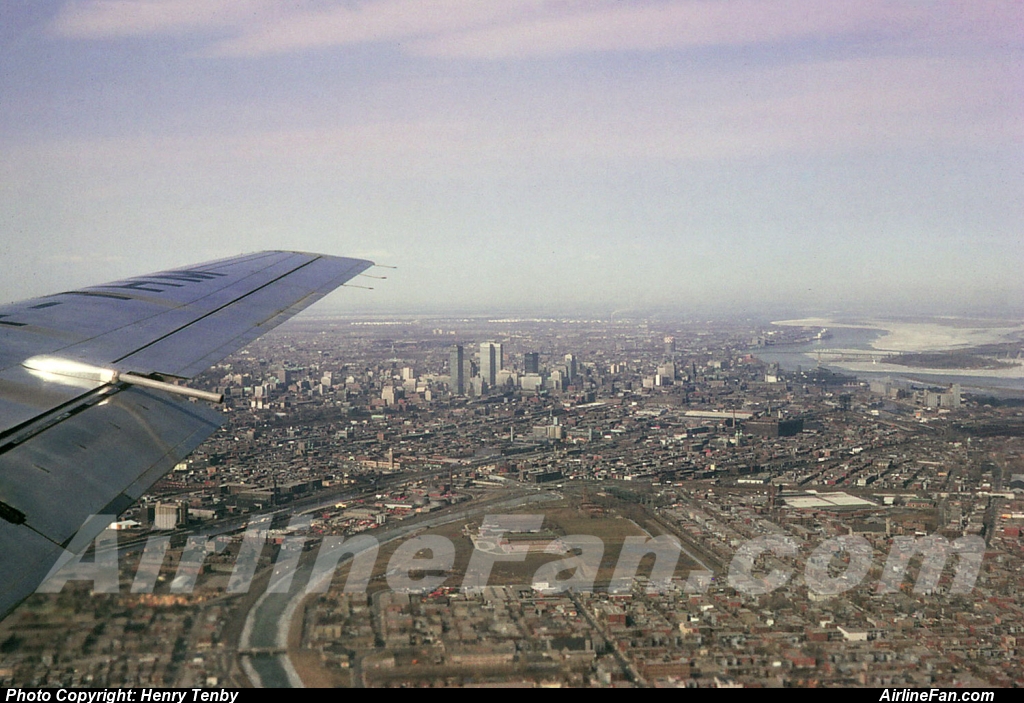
[239, 488, 561, 687]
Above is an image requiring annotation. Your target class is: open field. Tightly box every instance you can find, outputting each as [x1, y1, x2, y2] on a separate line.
[307, 504, 703, 597]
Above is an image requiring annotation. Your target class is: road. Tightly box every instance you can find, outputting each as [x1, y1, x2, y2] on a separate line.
[239, 488, 560, 687]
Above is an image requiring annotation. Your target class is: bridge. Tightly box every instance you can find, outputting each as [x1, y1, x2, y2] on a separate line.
[238, 646, 288, 656]
[813, 348, 896, 363]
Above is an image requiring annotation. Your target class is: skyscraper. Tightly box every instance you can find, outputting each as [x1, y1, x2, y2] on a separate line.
[449, 345, 464, 395]
[524, 352, 540, 375]
[480, 342, 503, 388]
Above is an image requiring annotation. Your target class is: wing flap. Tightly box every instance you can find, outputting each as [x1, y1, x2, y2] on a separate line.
[0, 525, 66, 622]
[0, 386, 222, 549]
[0, 366, 104, 444]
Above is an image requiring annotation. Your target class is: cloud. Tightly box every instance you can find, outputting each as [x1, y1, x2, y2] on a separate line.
[51, 0, 1022, 59]
[209, 1, 517, 57]
[4, 52, 1018, 185]
[408, 2, 891, 59]
[51, 0, 269, 38]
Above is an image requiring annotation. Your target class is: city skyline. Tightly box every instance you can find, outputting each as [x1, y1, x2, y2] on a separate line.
[3, 311, 1021, 687]
[1, 2, 1021, 316]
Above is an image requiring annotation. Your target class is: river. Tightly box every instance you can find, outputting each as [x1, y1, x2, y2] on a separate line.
[752, 324, 1024, 395]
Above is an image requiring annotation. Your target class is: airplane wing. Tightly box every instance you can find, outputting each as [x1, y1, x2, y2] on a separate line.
[0, 250, 374, 619]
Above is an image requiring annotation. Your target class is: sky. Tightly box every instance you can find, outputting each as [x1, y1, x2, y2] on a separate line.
[1, 1, 1021, 317]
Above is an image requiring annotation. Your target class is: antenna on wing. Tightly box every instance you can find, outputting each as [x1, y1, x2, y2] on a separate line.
[22, 356, 224, 403]
[359, 274, 388, 280]
[343, 283, 374, 290]
[374, 264, 398, 269]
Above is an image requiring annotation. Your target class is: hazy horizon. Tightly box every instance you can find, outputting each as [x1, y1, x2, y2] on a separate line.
[2, 2, 1021, 315]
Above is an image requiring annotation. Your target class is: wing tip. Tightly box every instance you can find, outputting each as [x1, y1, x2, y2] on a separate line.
[267, 250, 375, 268]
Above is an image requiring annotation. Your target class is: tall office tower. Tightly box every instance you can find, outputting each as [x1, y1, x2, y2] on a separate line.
[564, 354, 577, 382]
[449, 345, 465, 395]
[664, 336, 676, 357]
[524, 352, 540, 375]
[480, 342, 498, 387]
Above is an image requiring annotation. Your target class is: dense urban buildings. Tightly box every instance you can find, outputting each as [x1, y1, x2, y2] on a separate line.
[1, 314, 1022, 688]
